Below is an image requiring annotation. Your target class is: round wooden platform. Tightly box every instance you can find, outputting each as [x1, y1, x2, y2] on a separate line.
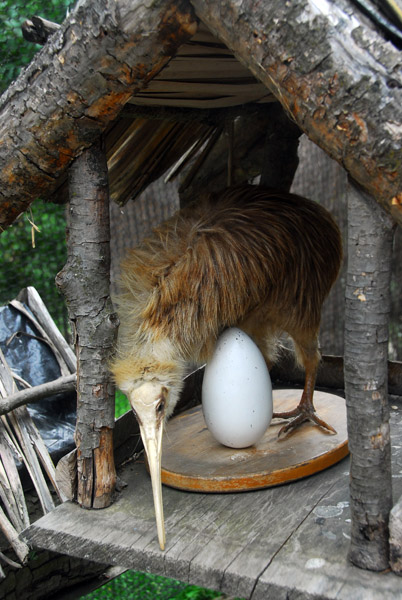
[161, 389, 348, 492]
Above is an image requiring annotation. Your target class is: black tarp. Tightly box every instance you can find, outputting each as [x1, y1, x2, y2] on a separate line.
[0, 303, 76, 463]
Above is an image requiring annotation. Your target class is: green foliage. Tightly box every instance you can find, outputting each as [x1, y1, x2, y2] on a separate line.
[174, 585, 225, 600]
[0, 0, 75, 93]
[0, 2, 77, 329]
[0, 199, 68, 334]
[115, 389, 130, 419]
[81, 571, 227, 600]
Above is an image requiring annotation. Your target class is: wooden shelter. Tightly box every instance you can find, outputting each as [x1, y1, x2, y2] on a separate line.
[1, 0, 402, 597]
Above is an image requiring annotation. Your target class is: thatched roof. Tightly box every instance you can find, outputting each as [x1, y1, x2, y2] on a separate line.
[0, 0, 402, 227]
[52, 23, 274, 206]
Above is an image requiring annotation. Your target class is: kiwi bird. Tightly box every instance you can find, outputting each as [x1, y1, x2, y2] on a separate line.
[111, 184, 342, 550]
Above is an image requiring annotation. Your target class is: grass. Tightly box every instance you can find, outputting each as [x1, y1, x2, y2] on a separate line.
[80, 570, 225, 599]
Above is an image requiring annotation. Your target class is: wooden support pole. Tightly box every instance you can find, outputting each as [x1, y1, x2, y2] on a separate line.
[344, 181, 395, 570]
[56, 139, 118, 509]
[390, 495, 402, 573]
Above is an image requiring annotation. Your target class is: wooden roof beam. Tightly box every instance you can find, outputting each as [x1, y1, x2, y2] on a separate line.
[0, 0, 197, 230]
[190, 0, 402, 227]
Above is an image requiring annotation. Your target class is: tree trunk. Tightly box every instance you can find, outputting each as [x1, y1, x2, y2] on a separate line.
[0, 0, 197, 230]
[56, 139, 118, 509]
[390, 226, 402, 360]
[190, 0, 402, 226]
[390, 494, 402, 574]
[344, 181, 395, 570]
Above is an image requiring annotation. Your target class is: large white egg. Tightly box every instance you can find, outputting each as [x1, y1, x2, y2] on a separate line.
[202, 328, 273, 448]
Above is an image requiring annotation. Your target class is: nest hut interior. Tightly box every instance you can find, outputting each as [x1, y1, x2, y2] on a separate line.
[1, 1, 402, 598]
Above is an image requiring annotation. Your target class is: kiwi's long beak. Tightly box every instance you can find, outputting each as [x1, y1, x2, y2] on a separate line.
[139, 420, 165, 551]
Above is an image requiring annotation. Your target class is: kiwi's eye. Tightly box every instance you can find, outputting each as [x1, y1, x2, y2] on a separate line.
[156, 400, 165, 414]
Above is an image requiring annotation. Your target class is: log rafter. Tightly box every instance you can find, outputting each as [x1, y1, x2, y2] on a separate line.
[190, 0, 402, 226]
[0, 0, 197, 230]
[1, 1, 402, 229]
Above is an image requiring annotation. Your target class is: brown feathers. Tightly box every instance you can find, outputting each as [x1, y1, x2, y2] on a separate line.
[111, 184, 342, 391]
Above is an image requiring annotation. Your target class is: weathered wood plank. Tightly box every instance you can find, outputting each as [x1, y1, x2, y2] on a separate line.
[17, 286, 76, 374]
[0, 340, 69, 567]
[206, 468, 343, 598]
[252, 403, 402, 599]
[21, 400, 402, 598]
[0, 354, 31, 536]
[23, 458, 299, 579]
[0, 505, 29, 564]
[18, 409, 62, 502]
[252, 481, 394, 600]
[55, 449, 77, 504]
[7, 408, 55, 515]
[0, 433, 28, 531]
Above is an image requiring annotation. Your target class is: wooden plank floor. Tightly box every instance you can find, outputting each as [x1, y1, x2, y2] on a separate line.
[22, 399, 402, 600]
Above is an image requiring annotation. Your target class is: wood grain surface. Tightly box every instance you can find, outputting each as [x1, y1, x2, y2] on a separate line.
[22, 400, 402, 600]
[161, 389, 348, 492]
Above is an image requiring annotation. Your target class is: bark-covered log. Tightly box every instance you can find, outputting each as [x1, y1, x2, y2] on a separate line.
[344, 181, 395, 570]
[56, 139, 118, 509]
[190, 0, 402, 227]
[0, 0, 197, 230]
[0, 374, 76, 416]
[390, 494, 402, 575]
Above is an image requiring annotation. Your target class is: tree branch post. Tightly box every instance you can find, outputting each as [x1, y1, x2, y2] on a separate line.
[344, 181, 395, 570]
[0, 374, 77, 416]
[56, 138, 118, 509]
